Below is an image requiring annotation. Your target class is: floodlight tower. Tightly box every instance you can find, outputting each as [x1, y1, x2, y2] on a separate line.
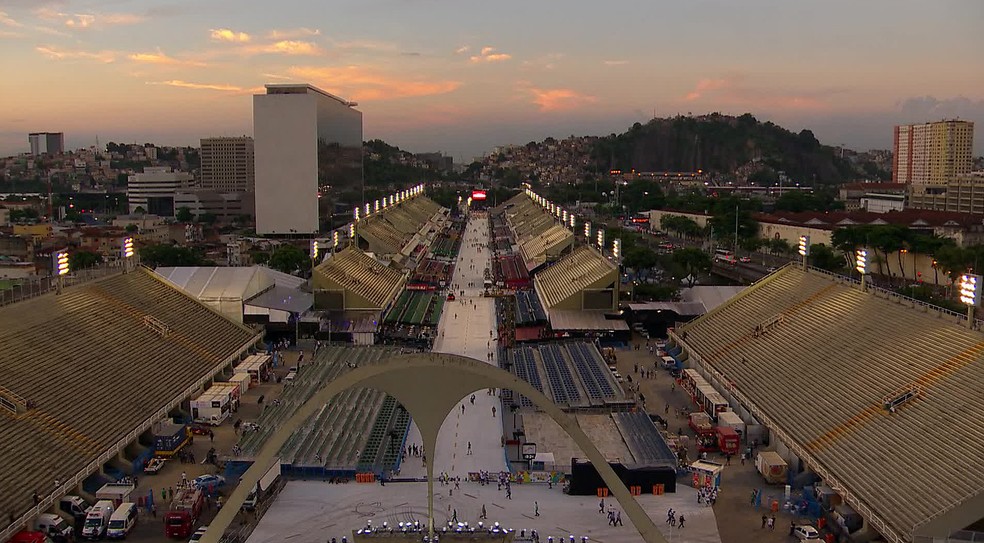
[855, 249, 868, 292]
[53, 249, 69, 294]
[798, 235, 810, 270]
[121, 237, 135, 273]
[959, 273, 981, 329]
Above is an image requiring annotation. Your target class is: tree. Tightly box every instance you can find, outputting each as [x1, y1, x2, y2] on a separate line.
[809, 244, 843, 272]
[139, 244, 207, 267]
[671, 247, 711, 287]
[267, 244, 309, 274]
[69, 250, 102, 270]
[124, 224, 138, 233]
[199, 212, 218, 225]
[251, 251, 270, 265]
[767, 238, 791, 256]
[133, 206, 146, 215]
[175, 206, 193, 222]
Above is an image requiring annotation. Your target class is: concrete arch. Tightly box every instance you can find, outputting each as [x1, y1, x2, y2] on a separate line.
[202, 352, 666, 543]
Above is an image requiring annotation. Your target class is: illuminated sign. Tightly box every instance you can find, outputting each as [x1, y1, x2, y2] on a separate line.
[472, 190, 487, 201]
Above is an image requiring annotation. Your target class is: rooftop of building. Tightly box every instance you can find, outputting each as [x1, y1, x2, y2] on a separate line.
[262, 83, 357, 107]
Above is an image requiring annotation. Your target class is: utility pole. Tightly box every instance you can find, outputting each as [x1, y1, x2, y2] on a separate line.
[734, 204, 739, 254]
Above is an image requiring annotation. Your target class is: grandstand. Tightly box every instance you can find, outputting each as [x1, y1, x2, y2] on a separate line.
[234, 346, 411, 476]
[312, 246, 406, 311]
[673, 265, 984, 543]
[611, 412, 678, 467]
[430, 230, 462, 260]
[515, 290, 547, 325]
[357, 197, 442, 256]
[534, 245, 618, 310]
[0, 269, 260, 540]
[384, 291, 445, 327]
[494, 254, 530, 289]
[409, 259, 454, 289]
[502, 342, 625, 409]
[519, 224, 573, 271]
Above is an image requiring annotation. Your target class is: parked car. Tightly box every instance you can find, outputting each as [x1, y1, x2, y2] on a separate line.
[192, 474, 226, 490]
[794, 525, 820, 540]
[189, 526, 208, 542]
[739, 256, 752, 263]
[143, 457, 166, 474]
[190, 424, 211, 436]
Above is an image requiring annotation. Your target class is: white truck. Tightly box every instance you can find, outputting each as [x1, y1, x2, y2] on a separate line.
[81, 500, 115, 540]
[34, 513, 73, 541]
[95, 481, 135, 508]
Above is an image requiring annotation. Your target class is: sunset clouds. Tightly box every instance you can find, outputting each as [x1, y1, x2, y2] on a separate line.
[528, 88, 598, 112]
[470, 46, 512, 63]
[286, 65, 461, 101]
[210, 28, 251, 43]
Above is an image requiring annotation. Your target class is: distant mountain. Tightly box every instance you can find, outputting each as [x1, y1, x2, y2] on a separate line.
[590, 113, 870, 184]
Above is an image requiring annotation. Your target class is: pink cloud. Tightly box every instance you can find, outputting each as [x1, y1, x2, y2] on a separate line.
[684, 78, 730, 101]
[287, 65, 461, 101]
[36, 45, 115, 63]
[682, 75, 830, 111]
[249, 40, 324, 56]
[470, 46, 512, 63]
[0, 10, 23, 27]
[35, 8, 144, 29]
[127, 49, 206, 67]
[210, 28, 251, 43]
[266, 28, 321, 40]
[528, 87, 598, 112]
[147, 80, 245, 92]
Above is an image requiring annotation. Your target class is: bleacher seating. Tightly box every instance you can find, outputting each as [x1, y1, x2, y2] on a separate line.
[312, 246, 405, 310]
[506, 343, 620, 409]
[357, 197, 442, 256]
[515, 290, 547, 324]
[541, 344, 582, 405]
[519, 224, 573, 270]
[238, 346, 408, 472]
[612, 412, 677, 467]
[568, 342, 616, 400]
[678, 266, 984, 539]
[534, 246, 617, 309]
[0, 269, 259, 522]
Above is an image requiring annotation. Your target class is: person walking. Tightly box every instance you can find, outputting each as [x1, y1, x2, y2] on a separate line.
[467, 442, 472, 455]
[678, 515, 685, 529]
[600, 499, 605, 513]
[481, 504, 487, 519]
[761, 515, 767, 529]
[151, 503, 157, 518]
[534, 501, 539, 516]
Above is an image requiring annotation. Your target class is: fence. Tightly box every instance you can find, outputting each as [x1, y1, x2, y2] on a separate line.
[0, 259, 132, 308]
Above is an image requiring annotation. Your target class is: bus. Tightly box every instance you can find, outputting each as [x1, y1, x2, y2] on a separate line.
[714, 249, 736, 264]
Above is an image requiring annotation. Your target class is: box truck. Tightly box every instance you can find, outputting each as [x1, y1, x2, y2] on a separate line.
[756, 451, 788, 484]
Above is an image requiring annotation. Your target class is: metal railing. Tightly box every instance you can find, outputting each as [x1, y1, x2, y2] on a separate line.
[668, 330, 908, 543]
[0, 333, 261, 543]
[0, 260, 130, 308]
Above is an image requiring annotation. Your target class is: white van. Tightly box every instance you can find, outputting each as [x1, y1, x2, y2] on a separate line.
[81, 500, 115, 539]
[34, 513, 73, 541]
[106, 502, 138, 539]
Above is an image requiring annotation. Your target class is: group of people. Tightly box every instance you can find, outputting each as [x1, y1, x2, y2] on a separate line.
[599, 499, 625, 526]
[697, 486, 719, 506]
[665, 508, 686, 528]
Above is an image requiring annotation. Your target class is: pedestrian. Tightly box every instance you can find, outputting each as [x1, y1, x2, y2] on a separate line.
[481, 504, 487, 519]
[452, 509, 458, 523]
[770, 516, 776, 530]
[761, 515, 767, 529]
[151, 503, 157, 518]
[209, 430, 214, 443]
[678, 515, 685, 529]
[467, 442, 472, 455]
[491, 406, 496, 417]
[534, 501, 539, 516]
[600, 499, 605, 513]
[790, 522, 796, 536]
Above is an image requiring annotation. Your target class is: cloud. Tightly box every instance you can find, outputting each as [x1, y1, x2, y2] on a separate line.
[210, 28, 251, 43]
[604, 60, 629, 66]
[127, 49, 206, 67]
[36, 8, 144, 29]
[286, 65, 461, 101]
[266, 28, 320, 40]
[147, 80, 245, 92]
[454, 46, 470, 55]
[259, 40, 324, 56]
[682, 75, 832, 111]
[36, 45, 115, 63]
[528, 87, 598, 112]
[896, 96, 984, 123]
[33, 25, 71, 37]
[470, 46, 512, 63]
[0, 10, 23, 27]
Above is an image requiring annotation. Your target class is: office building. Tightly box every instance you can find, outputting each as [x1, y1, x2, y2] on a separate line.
[28, 132, 65, 156]
[200, 137, 255, 192]
[253, 84, 363, 235]
[173, 190, 255, 222]
[127, 167, 194, 216]
[893, 120, 974, 185]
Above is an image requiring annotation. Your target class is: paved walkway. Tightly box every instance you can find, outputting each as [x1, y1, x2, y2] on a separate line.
[402, 211, 508, 479]
[248, 480, 722, 543]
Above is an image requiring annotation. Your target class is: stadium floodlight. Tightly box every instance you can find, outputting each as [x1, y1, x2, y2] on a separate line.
[562, 209, 568, 223]
[310, 240, 319, 260]
[584, 221, 591, 239]
[349, 223, 355, 239]
[333, 230, 340, 248]
[122, 237, 134, 259]
[798, 235, 810, 257]
[364, 203, 371, 216]
[354, 207, 360, 221]
[596, 228, 605, 250]
[855, 249, 867, 275]
[389, 195, 395, 206]
[959, 274, 981, 306]
[375, 200, 380, 213]
[54, 249, 69, 276]
[612, 239, 621, 261]
[569, 214, 575, 228]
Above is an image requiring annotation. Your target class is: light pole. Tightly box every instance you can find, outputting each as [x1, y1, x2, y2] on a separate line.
[959, 273, 981, 329]
[798, 235, 810, 270]
[856, 249, 868, 292]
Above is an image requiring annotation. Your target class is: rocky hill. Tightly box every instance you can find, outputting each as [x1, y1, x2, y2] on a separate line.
[590, 113, 866, 184]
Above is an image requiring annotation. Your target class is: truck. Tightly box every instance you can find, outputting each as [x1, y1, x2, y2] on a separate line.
[244, 460, 282, 511]
[33, 513, 73, 542]
[690, 412, 719, 453]
[95, 481, 135, 508]
[715, 426, 741, 456]
[6, 531, 53, 543]
[716, 410, 745, 437]
[164, 488, 204, 539]
[756, 451, 788, 484]
[191, 382, 241, 425]
[59, 495, 91, 521]
[153, 421, 191, 458]
[81, 500, 115, 540]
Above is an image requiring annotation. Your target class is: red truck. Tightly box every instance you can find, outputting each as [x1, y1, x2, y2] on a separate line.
[689, 412, 719, 453]
[715, 425, 740, 455]
[164, 488, 204, 539]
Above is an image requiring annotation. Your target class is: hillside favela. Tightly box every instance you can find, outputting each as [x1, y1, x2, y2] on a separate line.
[1, 3, 984, 543]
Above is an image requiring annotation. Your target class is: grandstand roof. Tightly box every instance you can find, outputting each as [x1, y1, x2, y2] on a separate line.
[0, 268, 260, 529]
[676, 266, 984, 542]
[357, 196, 442, 256]
[312, 246, 406, 310]
[520, 224, 573, 271]
[534, 245, 618, 310]
[549, 310, 630, 331]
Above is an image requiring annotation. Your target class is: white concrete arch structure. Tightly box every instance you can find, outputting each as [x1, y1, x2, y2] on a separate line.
[202, 352, 666, 543]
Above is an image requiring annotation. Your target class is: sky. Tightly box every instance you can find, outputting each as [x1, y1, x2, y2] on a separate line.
[1, 0, 983, 160]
